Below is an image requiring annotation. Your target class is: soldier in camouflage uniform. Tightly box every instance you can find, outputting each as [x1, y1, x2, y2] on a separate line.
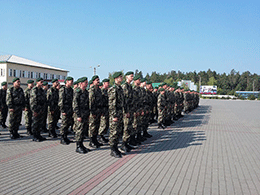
[73, 77, 91, 154]
[88, 75, 103, 148]
[59, 76, 74, 145]
[30, 78, 47, 142]
[98, 78, 110, 143]
[121, 71, 135, 151]
[145, 81, 154, 137]
[157, 88, 167, 129]
[24, 80, 34, 135]
[6, 78, 25, 139]
[132, 75, 143, 145]
[47, 79, 60, 138]
[108, 72, 124, 158]
[42, 81, 49, 133]
[0, 81, 8, 129]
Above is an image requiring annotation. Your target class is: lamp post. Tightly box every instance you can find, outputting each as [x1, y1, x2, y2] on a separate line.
[90, 64, 100, 75]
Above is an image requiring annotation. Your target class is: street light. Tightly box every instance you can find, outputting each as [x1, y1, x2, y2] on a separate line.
[90, 64, 100, 75]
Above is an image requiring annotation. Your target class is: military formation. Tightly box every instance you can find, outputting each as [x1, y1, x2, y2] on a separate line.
[0, 72, 200, 158]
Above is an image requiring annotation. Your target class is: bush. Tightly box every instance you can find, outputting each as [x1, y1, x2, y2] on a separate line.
[247, 94, 256, 100]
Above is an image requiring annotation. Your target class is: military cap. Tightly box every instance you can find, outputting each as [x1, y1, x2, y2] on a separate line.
[65, 76, 73, 81]
[161, 82, 167, 86]
[89, 79, 93, 84]
[102, 78, 109, 83]
[36, 78, 44, 82]
[12, 77, 20, 83]
[133, 75, 141, 81]
[180, 87, 184, 89]
[79, 77, 88, 83]
[42, 81, 48, 86]
[51, 79, 58, 83]
[158, 88, 165, 92]
[113, 71, 123, 79]
[140, 78, 147, 83]
[146, 81, 152, 85]
[1, 81, 7, 86]
[155, 86, 158, 89]
[27, 80, 34, 84]
[125, 71, 134, 76]
[99, 82, 103, 86]
[91, 75, 99, 81]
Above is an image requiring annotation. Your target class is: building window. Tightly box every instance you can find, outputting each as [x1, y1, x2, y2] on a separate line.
[31, 72, 33, 79]
[28, 71, 30, 78]
[9, 69, 12, 77]
[22, 71, 25, 78]
[19, 70, 22, 78]
[13, 70, 16, 77]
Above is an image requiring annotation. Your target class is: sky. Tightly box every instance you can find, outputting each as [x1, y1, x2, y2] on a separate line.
[0, 0, 259, 80]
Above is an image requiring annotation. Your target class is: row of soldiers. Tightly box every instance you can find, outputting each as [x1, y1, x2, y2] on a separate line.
[0, 72, 199, 158]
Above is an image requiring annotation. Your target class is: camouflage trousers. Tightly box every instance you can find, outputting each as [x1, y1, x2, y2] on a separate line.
[0, 105, 8, 125]
[133, 112, 142, 134]
[123, 112, 134, 142]
[43, 107, 48, 130]
[98, 112, 109, 136]
[158, 108, 166, 124]
[89, 113, 101, 137]
[109, 111, 123, 147]
[74, 115, 88, 142]
[24, 109, 32, 128]
[9, 108, 23, 133]
[60, 113, 73, 135]
[32, 111, 45, 134]
[48, 109, 60, 131]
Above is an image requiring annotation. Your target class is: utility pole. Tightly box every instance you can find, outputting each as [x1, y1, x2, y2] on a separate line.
[90, 64, 100, 75]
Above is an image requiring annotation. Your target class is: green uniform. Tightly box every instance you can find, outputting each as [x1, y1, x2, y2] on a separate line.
[24, 87, 32, 131]
[157, 93, 167, 124]
[108, 83, 124, 147]
[6, 86, 25, 138]
[0, 88, 8, 127]
[98, 87, 109, 136]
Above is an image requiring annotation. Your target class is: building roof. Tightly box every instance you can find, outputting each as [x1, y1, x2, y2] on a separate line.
[0, 55, 68, 72]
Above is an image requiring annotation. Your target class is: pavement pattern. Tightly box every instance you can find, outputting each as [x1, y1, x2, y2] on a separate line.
[0, 99, 260, 195]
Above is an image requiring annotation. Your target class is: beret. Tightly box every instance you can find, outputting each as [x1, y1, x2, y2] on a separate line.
[159, 88, 165, 92]
[140, 78, 146, 83]
[125, 71, 134, 76]
[161, 82, 167, 86]
[91, 75, 99, 81]
[99, 82, 103, 86]
[79, 77, 88, 83]
[65, 76, 73, 81]
[36, 78, 44, 82]
[155, 86, 158, 89]
[102, 78, 109, 83]
[146, 81, 152, 85]
[51, 79, 58, 83]
[113, 72, 123, 79]
[1, 81, 7, 86]
[89, 80, 93, 84]
[12, 78, 20, 83]
[42, 81, 48, 86]
[133, 75, 141, 81]
[27, 80, 34, 84]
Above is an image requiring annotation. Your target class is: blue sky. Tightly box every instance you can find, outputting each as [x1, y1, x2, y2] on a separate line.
[1, 0, 259, 80]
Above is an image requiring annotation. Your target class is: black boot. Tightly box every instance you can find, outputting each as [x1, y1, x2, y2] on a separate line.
[121, 141, 131, 153]
[32, 131, 41, 142]
[134, 134, 142, 145]
[13, 129, 21, 139]
[49, 128, 57, 138]
[89, 136, 100, 148]
[76, 141, 88, 154]
[95, 135, 103, 146]
[61, 134, 70, 145]
[158, 123, 165, 129]
[2, 122, 7, 128]
[27, 127, 33, 136]
[129, 135, 137, 146]
[10, 131, 16, 139]
[137, 132, 146, 142]
[143, 129, 152, 138]
[100, 135, 109, 143]
[110, 145, 122, 158]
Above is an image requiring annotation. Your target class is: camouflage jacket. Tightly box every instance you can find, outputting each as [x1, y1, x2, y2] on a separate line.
[101, 87, 109, 114]
[6, 86, 25, 110]
[140, 87, 149, 111]
[58, 86, 73, 114]
[24, 87, 32, 110]
[122, 82, 134, 113]
[146, 89, 154, 111]
[30, 86, 46, 113]
[108, 83, 124, 118]
[89, 85, 103, 115]
[0, 89, 7, 108]
[47, 86, 59, 112]
[73, 88, 89, 118]
[157, 93, 167, 111]
[132, 85, 142, 113]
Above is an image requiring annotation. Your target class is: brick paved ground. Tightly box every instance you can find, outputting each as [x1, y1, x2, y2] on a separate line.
[0, 99, 260, 195]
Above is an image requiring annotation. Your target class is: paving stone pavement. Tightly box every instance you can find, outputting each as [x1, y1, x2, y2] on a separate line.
[0, 99, 260, 195]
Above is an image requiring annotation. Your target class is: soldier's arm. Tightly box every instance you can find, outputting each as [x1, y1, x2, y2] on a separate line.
[30, 88, 38, 113]
[108, 87, 118, 119]
[58, 87, 65, 113]
[89, 87, 96, 115]
[73, 90, 81, 118]
[6, 89, 13, 109]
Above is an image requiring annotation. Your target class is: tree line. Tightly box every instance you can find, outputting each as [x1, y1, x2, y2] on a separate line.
[109, 69, 260, 95]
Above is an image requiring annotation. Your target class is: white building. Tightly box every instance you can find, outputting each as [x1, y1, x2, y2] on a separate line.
[0, 55, 68, 88]
[178, 80, 197, 91]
